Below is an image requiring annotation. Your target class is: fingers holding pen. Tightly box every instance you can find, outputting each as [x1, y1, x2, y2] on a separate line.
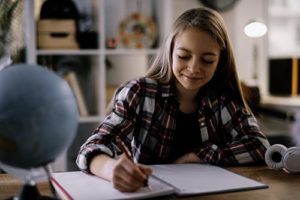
[112, 155, 150, 192]
[137, 163, 152, 177]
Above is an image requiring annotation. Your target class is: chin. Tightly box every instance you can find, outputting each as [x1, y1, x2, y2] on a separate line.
[182, 81, 204, 90]
[182, 84, 201, 91]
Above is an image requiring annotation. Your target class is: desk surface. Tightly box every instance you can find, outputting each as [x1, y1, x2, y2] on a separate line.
[261, 95, 300, 111]
[1, 165, 300, 200]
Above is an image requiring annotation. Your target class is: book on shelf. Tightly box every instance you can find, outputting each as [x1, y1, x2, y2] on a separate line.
[51, 163, 268, 200]
[63, 71, 88, 117]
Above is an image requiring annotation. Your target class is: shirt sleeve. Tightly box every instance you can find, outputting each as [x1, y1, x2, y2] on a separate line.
[76, 80, 142, 174]
[195, 97, 270, 166]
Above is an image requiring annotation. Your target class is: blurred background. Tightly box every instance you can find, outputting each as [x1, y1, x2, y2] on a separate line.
[1, 0, 300, 172]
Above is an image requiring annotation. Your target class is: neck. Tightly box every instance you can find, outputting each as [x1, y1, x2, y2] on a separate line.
[176, 82, 199, 101]
[176, 84, 199, 113]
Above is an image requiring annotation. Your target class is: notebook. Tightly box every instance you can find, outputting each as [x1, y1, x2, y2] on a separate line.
[51, 164, 268, 200]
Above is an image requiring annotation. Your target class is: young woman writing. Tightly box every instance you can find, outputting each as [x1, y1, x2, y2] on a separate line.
[76, 7, 270, 192]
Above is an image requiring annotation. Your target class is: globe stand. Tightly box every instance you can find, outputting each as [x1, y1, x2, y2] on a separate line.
[0, 163, 59, 200]
[6, 180, 58, 200]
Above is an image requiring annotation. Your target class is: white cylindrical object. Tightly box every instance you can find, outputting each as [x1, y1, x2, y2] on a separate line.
[265, 144, 287, 170]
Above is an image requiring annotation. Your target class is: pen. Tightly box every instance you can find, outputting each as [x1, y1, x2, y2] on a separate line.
[115, 136, 151, 191]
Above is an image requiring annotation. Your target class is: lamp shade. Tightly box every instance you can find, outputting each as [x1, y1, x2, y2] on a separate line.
[244, 21, 267, 38]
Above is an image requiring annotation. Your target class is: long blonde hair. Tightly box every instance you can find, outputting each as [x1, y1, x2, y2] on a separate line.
[146, 7, 249, 109]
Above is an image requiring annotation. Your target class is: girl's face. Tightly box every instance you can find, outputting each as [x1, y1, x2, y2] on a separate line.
[172, 28, 221, 95]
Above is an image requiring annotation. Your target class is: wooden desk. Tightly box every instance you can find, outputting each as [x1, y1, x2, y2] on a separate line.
[1, 165, 300, 200]
[0, 173, 52, 200]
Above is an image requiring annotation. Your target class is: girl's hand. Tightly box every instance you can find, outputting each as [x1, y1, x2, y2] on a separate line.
[111, 154, 152, 192]
[173, 152, 203, 164]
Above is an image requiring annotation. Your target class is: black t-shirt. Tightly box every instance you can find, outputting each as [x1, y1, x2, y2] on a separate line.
[168, 110, 202, 162]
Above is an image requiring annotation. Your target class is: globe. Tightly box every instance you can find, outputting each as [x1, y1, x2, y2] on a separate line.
[0, 64, 78, 169]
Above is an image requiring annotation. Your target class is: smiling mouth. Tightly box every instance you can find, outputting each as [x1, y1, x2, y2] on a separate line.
[182, 75, 202, 80]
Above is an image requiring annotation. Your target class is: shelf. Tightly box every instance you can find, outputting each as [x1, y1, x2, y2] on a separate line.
[25, 0, 171, 120]
[269, 8, 300, 18]
[269, 8, 300, 20]
[268, 50, 300, 58]
[261, 95, 300, 111]
[105, 49, 159, 55]
[37, 49, 101, 56]
[37, 49, 159, 56]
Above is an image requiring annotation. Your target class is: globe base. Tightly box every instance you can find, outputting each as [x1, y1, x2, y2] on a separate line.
[6, 183, 58, 200]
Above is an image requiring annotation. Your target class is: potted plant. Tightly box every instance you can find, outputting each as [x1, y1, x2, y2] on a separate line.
[0, 0, 21, 70]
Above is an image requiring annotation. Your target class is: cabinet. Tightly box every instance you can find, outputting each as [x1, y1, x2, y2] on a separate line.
[24, 0, 172, 124]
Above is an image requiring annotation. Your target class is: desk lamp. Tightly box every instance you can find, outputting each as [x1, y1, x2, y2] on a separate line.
[244, 20, 268, 82]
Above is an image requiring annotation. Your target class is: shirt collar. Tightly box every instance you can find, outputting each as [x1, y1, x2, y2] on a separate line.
[158, 81, 217, 110]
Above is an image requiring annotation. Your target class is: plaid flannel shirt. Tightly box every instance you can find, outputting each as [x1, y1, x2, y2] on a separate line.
[76, 77, 270, 173]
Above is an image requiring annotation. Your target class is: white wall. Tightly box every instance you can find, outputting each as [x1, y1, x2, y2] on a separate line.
[222, 0, 268, 95]
[106, 55, 148, 85]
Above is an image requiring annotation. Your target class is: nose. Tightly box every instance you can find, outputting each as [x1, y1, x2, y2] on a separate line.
[187, 59, 201, 73]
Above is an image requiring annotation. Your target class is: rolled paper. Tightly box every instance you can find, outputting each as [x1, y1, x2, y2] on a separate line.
[265, 144, 287, 170]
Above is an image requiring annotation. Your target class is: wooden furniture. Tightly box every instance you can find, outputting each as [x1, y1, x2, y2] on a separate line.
[25, 0, 173, 121]
[1, 165, 300, 200]
[0, 174, 52, 199]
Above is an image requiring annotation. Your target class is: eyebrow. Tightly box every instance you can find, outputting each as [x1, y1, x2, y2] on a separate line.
[176, 47, 218, 56]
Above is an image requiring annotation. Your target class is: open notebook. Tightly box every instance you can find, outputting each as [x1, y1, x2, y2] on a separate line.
[51, 164, 268, 200]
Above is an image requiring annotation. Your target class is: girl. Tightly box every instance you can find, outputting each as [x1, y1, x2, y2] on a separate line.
[76, 7, 270, 192]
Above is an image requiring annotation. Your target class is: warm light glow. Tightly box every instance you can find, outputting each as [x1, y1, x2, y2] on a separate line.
[244, 21, 267, 38]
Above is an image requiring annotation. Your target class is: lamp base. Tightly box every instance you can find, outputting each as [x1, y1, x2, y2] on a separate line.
[6, 183, 58, 200]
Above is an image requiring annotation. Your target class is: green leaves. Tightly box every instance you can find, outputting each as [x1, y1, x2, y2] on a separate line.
[0, 0, 20, 57]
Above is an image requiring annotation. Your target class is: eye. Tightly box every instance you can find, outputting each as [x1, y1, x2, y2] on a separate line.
[177, 54, 190, 60]
[201, 59, 215, 64]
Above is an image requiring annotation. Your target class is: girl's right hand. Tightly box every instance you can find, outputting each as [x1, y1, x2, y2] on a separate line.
[111, 154, 152, 192]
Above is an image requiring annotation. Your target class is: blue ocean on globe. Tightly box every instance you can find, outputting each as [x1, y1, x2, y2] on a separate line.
[0, 64, 78, 169]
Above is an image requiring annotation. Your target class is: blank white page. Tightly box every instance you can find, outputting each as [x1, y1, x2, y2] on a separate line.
[52, 171, 175, 200]
[151, 164, 268, 196]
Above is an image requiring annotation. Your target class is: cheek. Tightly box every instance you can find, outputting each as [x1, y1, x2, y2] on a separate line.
[172, 57, 184, 72]
[204, 66, 217, 79]
[208, 68, 217, 79]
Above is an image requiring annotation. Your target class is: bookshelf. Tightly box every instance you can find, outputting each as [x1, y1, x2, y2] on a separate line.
[24, 0, 172, 123]
[24, 0, 215, 172]
[23, 0, 175, 171]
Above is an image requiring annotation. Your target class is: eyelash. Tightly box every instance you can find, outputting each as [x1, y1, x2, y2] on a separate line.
[177, 55, 214, 64]
[177, 55, 190, 60]
[202, 59, 214, 64]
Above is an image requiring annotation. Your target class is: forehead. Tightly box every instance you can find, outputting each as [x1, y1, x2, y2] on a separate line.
[174, 28, 221, 53]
